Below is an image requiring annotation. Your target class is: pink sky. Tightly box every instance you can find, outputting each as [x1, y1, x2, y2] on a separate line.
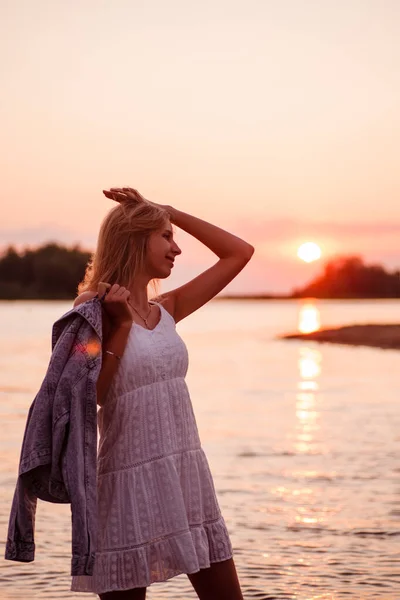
[1, 0, 399, 294]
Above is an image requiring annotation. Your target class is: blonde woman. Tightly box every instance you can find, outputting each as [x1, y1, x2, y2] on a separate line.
[71, 187, 254, 600]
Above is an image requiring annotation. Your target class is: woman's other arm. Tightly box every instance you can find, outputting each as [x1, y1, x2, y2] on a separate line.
[94, 323, 131, 407]
[73, 285, 133, 407]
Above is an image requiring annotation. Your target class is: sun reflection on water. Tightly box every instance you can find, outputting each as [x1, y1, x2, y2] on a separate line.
[285, 341, 326, 529]
[298, 301, 320, 334]
[295, 346, 322, 456]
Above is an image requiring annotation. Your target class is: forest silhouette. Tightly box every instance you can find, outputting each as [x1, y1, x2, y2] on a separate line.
[292, 255, 400, 298]
[0, 243, 91, 299]
[0, 243, 399, 300]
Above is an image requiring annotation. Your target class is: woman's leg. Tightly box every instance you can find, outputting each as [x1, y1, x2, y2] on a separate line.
[187, 557, 244, 600]
[99, 587, 146, 600]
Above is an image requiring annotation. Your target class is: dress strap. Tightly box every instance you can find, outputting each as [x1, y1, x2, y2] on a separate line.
[149, 300, 176, 326]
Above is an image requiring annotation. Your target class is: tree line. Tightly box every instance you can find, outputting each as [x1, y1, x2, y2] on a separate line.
[0, 243, 91, 299]
[292, 255, 400, 298]
[0, 243, 399, 299]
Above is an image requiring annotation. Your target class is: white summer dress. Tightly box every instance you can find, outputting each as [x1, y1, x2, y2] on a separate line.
[71, 301, 233, 594]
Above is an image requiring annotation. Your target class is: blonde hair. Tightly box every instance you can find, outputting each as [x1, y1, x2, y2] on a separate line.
[77, 200, 171, 299]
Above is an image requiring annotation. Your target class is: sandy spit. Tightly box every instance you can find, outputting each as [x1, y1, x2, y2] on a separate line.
[280, 324, 400, 350]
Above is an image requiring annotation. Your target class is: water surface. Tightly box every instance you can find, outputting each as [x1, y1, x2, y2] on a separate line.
[0, 299, 399, 599]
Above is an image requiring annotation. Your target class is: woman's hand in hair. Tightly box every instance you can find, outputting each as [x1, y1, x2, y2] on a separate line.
[98, 282, 133, 330]
[103, 187, 170, 212]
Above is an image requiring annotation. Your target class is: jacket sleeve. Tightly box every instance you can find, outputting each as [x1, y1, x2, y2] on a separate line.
[4, 306, 102, 575]
[4, 315, 84, 565]
[4, 400, 38, 563]
[62, 329, 101, 576]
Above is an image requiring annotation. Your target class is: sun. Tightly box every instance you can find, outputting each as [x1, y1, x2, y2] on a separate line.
[297, 242, 321, 263]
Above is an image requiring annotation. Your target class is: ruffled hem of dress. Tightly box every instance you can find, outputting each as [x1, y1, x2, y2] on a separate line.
[70, 515, 233, 594]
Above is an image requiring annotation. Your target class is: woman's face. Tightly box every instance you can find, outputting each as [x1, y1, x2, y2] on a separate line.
[146, 221, 182, 278]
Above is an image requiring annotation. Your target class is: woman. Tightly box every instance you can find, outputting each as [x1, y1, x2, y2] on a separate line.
[71, 187, 254, 599]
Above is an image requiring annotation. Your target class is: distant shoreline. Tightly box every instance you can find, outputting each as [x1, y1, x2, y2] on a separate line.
[214, 295, 400, 301]
[280, 324, 400, 351]
[1, 295, 400, 301]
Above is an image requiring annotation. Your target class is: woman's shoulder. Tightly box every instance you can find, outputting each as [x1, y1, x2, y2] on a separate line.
[150, 294, 175, 320]
[73, 290, 97, 308]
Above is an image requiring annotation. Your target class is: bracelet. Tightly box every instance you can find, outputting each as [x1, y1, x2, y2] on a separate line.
[104, 350, 122, 360]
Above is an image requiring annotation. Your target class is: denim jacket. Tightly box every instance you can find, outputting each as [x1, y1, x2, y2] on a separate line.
[4, 295, 104, 576]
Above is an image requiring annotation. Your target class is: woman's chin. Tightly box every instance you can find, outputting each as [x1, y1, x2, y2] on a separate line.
[156, 266, 172, 279]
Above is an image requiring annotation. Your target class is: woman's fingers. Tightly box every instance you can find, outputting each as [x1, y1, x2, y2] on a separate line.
[98, 281, 111, 299]
[104, 284, 131, 300]
[123, 188, 148, 202]
[110, 187, 146, 200]
[121, 290, 131, 303]
[103, 190, 127, 203]
[100, 283, 118, 300]
[113, 286, 127, 297]
[108, 284, 123, 296]
[99, 283, 130, 297]
[103, 187, 151, 208]
[110, 187, 130, 196]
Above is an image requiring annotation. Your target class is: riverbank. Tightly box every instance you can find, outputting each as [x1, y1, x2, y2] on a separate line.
[280, 324, 400, 350]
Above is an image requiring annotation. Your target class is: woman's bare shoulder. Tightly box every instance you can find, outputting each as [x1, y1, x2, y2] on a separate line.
[149, 294, 175, 318]
[73, 291, 97, 307]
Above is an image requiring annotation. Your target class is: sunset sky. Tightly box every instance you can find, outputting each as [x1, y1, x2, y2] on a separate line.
[1, 0, 399, 294]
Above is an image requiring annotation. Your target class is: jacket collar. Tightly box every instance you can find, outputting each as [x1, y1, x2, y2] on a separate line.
[52, 295, 103, 349]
